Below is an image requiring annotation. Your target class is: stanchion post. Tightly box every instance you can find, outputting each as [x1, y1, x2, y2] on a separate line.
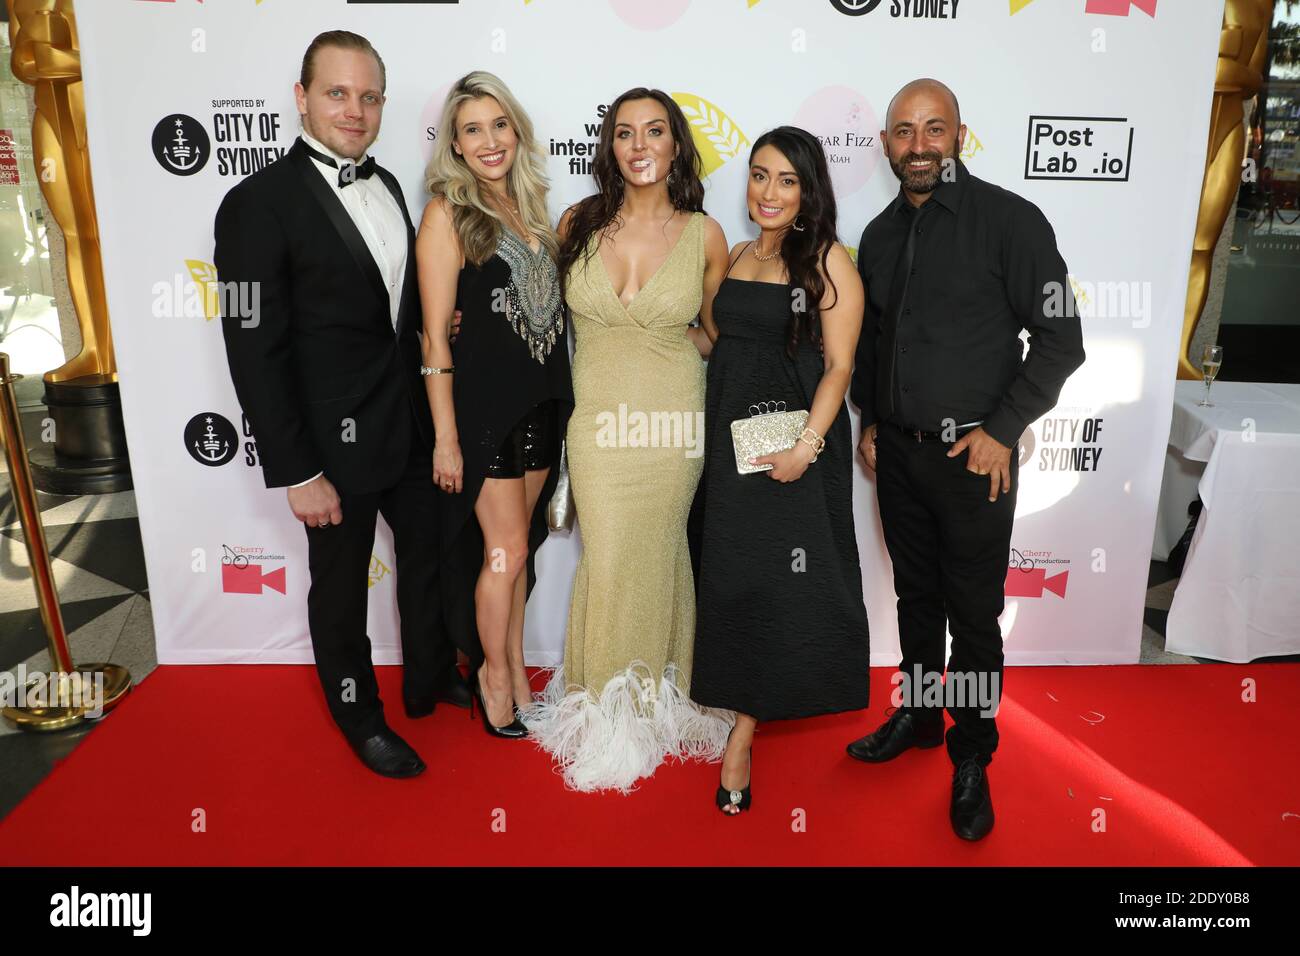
[0, 352, 132, 731]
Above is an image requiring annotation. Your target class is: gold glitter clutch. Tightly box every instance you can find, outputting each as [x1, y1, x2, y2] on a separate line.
[730, 401, 809, 475]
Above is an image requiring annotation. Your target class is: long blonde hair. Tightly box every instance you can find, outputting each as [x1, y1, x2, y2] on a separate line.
[424, 71, 557, 266]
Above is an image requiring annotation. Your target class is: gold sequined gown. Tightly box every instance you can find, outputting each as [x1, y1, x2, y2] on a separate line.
[523, 212, 733, 792]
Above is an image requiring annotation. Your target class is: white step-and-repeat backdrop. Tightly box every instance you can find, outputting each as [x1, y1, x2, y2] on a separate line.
[76, 0, 1221, 666]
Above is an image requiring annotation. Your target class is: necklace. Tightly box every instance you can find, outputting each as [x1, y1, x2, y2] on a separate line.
[752, 240, 781, 263]
[490, 194, 530, 246]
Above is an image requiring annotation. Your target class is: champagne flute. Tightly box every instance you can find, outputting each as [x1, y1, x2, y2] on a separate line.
[1199, 344, 1222, 407]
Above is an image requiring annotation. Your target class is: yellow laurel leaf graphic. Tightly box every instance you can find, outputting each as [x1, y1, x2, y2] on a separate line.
[1068, 276, 1091, 310]
[368, 554, 392, 589]
[961, 130, 984, 162]
[845, 246, 858, 264]
[184, 259, 220, 322]
[670, 92, 750, 178]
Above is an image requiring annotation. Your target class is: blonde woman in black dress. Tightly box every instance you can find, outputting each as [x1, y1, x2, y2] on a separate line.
[691, 127, 869, 814]
[417, 71, 573, 738]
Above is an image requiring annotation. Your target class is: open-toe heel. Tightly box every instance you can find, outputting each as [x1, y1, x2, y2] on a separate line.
[716, 728, 752, 816]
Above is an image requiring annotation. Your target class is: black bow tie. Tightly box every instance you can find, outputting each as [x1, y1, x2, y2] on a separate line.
[300, 139, 377, 188]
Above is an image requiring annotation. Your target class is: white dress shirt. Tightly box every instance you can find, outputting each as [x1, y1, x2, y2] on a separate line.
[291, 131, 410, 490]
[300, 130, 409, 330]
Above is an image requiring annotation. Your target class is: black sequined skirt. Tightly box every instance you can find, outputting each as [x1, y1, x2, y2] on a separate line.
[485, 399, 559, 479]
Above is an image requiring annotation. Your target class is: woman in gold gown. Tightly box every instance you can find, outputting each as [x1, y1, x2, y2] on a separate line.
[522, 88, 732, 792]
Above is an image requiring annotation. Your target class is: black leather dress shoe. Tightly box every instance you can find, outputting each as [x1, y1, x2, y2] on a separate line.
[404, 667, 473, 717]
[348, 728, 426, 779]
[950, 758, 994, 841]
[433, 667, 473, 709]
[402, 694, 436, 719]
[846, 710, 945, 763]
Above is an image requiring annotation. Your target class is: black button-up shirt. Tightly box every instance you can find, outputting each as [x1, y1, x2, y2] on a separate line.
[851, 159, 1085, 448]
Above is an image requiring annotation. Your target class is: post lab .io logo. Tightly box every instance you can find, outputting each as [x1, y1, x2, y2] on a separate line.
[1025, 116, 1134, 182]
[184, 413, 238, 466]
[153, 114, 210, 176]
[221, 544, 287, 596]
[829, 0, 882, 14]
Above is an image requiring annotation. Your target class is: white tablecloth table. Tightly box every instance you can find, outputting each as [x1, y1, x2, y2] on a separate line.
[1154, 381, 1300, 662]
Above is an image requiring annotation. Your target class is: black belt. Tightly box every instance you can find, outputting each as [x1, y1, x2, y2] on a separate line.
[886, 420, 983, 443]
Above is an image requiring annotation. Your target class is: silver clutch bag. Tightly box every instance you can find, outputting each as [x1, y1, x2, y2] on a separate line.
[730, 401, 809, 474]
[547, 439, 575, 531]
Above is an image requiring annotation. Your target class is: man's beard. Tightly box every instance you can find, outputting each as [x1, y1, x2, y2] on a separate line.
[890, 137, 960, 193]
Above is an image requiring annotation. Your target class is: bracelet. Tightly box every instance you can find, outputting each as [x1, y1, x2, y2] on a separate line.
[798, 427, 825, 462]
[420, 365, 455, 376]
[798, 426, 826, 452]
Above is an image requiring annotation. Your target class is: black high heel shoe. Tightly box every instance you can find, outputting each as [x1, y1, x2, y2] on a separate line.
[715, 728, 752, 815]
[470, 664, 528, 739]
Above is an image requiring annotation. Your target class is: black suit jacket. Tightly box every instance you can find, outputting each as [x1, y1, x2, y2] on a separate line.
[214, 137, 433, 495]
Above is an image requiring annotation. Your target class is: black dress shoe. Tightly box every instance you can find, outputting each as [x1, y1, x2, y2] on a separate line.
[433, 667, 473, 709]
[846, 710, 945, 763]
[403, 694, 437, 719]
[950, 758, 994, 841]
[404, 668, 473, 717]
[348, 728, 426, 779]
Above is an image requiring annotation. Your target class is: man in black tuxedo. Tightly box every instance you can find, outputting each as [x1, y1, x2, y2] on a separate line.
[215, 30, 470, 778]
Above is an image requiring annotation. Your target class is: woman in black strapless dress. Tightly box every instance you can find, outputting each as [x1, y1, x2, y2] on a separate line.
[417, 72, 573, 738]
[690, 127, 869, 814]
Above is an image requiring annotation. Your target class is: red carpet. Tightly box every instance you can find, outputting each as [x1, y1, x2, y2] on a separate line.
[2, 663, 1298, 866]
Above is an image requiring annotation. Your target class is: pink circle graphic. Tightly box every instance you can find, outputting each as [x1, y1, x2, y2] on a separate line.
[608, 0, 691, 31]
[793, 85, 882, 198]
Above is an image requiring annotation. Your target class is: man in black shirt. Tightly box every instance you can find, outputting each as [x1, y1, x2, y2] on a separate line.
[845, 78, 1085, 841]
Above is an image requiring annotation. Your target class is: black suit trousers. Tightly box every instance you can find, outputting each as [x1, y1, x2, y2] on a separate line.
[303, 417, 454, 743]
[875, 422, 1017, 766]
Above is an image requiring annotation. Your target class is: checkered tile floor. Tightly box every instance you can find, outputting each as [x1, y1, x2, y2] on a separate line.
[0, 410, 157, 819]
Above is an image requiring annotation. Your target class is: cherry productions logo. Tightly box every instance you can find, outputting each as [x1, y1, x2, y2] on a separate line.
[153, 114, 209, 176]
[1005, 548, 1070, 599]
[184, 412, 238, 466]
[220, 544, 287, 596]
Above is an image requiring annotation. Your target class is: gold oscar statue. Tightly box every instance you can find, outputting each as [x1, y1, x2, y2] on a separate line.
[1179, 0, 1271, 380]
[7, 0, 130, 495]
[8, 0, 114, 384]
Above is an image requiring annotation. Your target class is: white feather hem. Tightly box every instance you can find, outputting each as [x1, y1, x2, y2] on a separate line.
[518, 661, 735, 794]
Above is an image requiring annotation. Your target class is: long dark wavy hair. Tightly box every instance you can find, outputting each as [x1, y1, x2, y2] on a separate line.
[558, 88, 706, 284]
[749, 126, 839, 357]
